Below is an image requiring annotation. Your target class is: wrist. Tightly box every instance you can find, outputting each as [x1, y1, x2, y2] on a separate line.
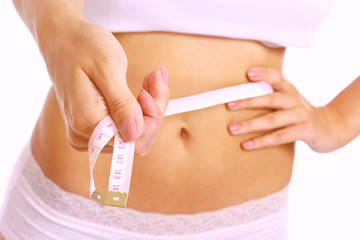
[35, 3, 84, 60]
[317, 104, 348, 151]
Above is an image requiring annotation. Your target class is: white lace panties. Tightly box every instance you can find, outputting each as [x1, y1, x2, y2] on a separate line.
[0, 142, 289, 240]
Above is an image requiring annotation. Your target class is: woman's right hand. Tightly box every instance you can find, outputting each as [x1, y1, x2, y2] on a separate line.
[39, 17, 169, 156]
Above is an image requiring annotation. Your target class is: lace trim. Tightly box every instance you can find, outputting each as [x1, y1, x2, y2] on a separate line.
[22, 148, 289, 236]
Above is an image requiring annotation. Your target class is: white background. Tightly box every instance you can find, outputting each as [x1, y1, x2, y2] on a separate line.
[1, 1, 359, 239]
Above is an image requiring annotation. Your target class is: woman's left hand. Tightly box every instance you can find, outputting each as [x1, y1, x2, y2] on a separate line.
[226, 67, 342, 153]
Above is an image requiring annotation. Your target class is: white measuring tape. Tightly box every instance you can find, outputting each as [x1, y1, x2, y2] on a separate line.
[88, 81, 273, 207]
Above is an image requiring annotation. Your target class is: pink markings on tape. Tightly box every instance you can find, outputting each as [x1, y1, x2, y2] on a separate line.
[88, 81, 273, 207]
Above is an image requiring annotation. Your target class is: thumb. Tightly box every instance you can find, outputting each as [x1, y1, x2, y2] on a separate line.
[109, 85, 144, 143]
[93, 70, 144, 143]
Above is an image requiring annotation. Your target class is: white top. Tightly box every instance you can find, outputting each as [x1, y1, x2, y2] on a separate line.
[83, 0, 335, 48]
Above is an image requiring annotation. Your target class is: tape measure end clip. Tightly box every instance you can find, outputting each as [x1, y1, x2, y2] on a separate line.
[104, 191, 128, 207]
[92, 189, 128, 208]
[92, 189, 105, 207]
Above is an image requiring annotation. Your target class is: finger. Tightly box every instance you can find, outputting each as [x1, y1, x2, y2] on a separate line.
[247, 67, 293, 92]
[64, 70, 126, 152]
[133, 66, 169, 156]
[241, 124, 305, 150]
[135, 89, 164, 156]
[134, 116, 162, 156]
[84, 55, 144, 143]
[62, 70, 109, 150]
[68, 138, 114, 153]
[226, 92, 300, 110]
[67, 123, 115, 153]
[228, 108, 306, 135]
[142, 66, 169, 114]
[67, 131, 114, 153]
[66, 124, 91, 152]
[67, 135, 88, 152]
[137, 88, 164, 119]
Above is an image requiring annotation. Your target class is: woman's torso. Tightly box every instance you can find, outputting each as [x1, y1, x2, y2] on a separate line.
[31, 31, 294, 214]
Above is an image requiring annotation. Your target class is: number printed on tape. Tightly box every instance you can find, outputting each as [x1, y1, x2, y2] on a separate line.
[88, 82, 273, 207]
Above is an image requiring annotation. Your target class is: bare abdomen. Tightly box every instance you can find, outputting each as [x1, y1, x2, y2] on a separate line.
[31, 31, 294, 214]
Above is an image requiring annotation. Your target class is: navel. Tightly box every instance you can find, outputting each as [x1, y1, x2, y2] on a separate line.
[179, 127, 189, 140]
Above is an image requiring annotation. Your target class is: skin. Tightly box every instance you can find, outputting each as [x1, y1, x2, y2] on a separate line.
[28, 32, 294, 214]
[227, 69, 360, 153]
[6, 0, 360, 231]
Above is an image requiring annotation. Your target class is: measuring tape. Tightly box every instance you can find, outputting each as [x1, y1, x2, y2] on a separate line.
[88, 81, 273, 207]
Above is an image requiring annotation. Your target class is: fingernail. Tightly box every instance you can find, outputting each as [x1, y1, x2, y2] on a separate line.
[160, 65, 168, 86]
[229, 124, 242, 134]
[248, 68, 261, 80]
[120, 117, 137, 142]
[140, 88, 151, 98]
[227, 102, 238, 109]
[242, 140, 254, 149]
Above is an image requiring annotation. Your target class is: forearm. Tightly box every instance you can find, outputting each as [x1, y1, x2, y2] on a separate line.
[326, 76, 360, 146]
[12, 0, 83, 54]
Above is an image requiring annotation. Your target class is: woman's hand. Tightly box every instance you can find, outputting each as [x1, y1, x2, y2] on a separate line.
[41, 16, 169, 156]
[226, 67, 344, 153]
